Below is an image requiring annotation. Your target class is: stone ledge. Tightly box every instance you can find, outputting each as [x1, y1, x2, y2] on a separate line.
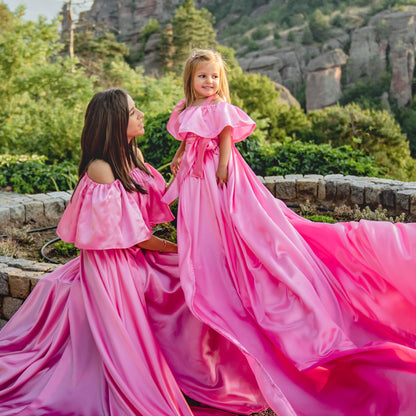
[0, 257, 58, 325]
[0, 190, 72, 227]
[262, 174, 416, 220]
[0, 174, 415, 325]
[1, 176, 415, 228]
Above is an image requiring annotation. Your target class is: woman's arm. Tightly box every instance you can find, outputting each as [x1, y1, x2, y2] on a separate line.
[137, 235, 178, 253]
[170, 140, 186, 176]
[216, 126, 232, 187]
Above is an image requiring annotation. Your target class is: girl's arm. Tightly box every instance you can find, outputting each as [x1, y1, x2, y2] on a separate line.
[216, 126, 232, 187]
[170, 140, 186, 176]
[137, 235, 178, 253]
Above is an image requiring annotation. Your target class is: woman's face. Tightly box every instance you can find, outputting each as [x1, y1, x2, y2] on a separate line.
[126, 95, 144, 141]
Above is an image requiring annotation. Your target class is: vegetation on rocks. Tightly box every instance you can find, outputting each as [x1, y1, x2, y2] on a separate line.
[1, 0, 416, 196]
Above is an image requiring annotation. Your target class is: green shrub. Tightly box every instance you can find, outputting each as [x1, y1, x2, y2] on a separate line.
[304, 214, 336, 223]
[136, 112, 179, 180]
[302, 26, 314, 45]
[287, 31, 296, 42]
[0, 154, 77, 193]
[53, 241, 79, 257]
[238, 138, 386, 177]
[296, 104, 416, 181]
[309, 9, 331, 43]
[251, 26, 270, 41]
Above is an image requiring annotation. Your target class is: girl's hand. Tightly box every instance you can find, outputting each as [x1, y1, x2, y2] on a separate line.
[217, 126, 231, 188]
[170, 155, 181, 176]
[216, 165, 228, 188]
[170, 140, 186, 176]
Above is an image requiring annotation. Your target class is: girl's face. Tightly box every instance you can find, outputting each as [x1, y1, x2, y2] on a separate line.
[126, 95, 144, 141]
[193, 61, 220, 99]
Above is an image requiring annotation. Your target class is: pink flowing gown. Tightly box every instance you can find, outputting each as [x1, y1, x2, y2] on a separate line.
[163, 96, 416, 416]
[0, 164, 267, 416]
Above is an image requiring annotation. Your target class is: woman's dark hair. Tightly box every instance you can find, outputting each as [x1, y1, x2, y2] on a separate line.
[78, 88, 151, 193]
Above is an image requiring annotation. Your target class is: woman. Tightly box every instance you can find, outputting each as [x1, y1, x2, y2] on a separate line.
[0, 89, 267, 416]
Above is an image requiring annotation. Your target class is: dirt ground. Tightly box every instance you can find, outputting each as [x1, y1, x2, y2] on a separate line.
[0, 221, 75, 264]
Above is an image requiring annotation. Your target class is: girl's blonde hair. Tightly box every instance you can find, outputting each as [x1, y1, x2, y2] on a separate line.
[182, 49, 231, 109]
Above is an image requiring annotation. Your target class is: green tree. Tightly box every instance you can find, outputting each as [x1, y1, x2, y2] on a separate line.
[301, 25, 314, 45]
[163, 0, 217, 72]
[73, 30, 130, 87]
[0, 5, 95, 162]
[229, 71, 309, 142]
[297, 103, 416, 181]
[308, 9, 331, 43]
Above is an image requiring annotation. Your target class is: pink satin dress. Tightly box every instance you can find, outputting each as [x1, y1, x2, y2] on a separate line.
[0, 164, 267, 416]
[163, 96, 416, 416]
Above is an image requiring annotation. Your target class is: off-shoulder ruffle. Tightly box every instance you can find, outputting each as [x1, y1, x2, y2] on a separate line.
[167, 99, 255, 143]
[133, 164, 175, 227]
[57, 166, 174, 250]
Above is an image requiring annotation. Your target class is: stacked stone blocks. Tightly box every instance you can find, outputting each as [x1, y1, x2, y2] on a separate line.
[0, 257, 58, 327]
[1, 175, 416, 325]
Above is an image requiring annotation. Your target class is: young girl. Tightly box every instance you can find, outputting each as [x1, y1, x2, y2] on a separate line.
[165, 49, 416, 416]
[0, 89, 267, 416]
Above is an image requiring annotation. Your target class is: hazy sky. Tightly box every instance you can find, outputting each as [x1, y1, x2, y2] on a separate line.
[2, 0, 93, 22]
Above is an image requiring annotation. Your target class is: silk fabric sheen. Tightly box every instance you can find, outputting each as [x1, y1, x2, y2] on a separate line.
[163, 96, 416, 416]
[0, 165, 265, 415]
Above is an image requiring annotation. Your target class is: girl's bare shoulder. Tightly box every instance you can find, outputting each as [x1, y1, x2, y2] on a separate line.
[211, 95, 226, 105]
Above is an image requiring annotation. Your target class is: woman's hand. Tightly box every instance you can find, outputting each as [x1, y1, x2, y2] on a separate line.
[137, 236, 178, 253]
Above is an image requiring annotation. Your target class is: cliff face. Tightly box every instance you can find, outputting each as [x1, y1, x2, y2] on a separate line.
[80, 0, 182, 48]
[78, 1, 416, 111]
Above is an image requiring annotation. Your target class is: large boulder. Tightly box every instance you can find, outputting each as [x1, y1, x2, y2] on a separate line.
[305, 49, 348, 112]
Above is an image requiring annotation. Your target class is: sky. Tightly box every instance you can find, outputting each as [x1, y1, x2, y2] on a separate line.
[2, 0, 93, 22]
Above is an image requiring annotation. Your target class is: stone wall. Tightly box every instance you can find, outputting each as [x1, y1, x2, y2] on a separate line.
[1, 174, 415, 325]
[0, 191, 72, 226]
[0, 257, 58, 328]
[260, 174, 416, 219]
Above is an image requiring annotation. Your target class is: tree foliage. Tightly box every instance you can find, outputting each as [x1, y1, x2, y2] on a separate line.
[0, 1, 415, 189]
[0, 5, 95, 162]
[229, 71, 309, 141]
[297, 104, 416, 180]
[246, 138, 386, 177]
[308, 9, 331, 43]
[162, 0, 217, 72]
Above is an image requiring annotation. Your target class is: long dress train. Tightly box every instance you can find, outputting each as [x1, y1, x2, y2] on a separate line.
[0, 165, 267, 416]
[164, 96, 416, 416]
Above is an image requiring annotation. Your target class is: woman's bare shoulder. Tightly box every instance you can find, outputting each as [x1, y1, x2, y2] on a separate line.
[87, 159, 115, 184]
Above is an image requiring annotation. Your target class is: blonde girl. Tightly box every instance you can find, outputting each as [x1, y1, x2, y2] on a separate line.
[164, 49, 416, 416]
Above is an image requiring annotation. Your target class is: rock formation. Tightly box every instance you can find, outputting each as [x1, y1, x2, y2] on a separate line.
[76, 1, 416, 111]
[306, 49, 348, 111]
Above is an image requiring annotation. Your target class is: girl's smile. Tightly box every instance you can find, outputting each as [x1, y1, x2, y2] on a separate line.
[193, 62, 220, 99]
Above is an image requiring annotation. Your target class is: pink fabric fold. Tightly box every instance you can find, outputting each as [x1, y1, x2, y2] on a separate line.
[169, 97, 416, 416]
[0, 163, 267, 416]
[57, 165, 174, 250]
[167, 99, 255, 143]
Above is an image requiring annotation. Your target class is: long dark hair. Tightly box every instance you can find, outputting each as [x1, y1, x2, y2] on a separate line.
[77, 88, 151, 193]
